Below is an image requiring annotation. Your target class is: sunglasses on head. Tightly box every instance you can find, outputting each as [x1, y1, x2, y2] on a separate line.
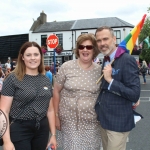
[78, 45, 93, 50]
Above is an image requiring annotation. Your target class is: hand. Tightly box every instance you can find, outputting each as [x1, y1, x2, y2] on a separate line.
[133, 100, 140, 109]
[103, 64, 113, 83]
[3, 141, 15, 150]
[46, 136, 57, 150]
[55, 116, 61, 131]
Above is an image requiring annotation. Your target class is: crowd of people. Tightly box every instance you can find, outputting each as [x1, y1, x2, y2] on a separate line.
[0, 26, 148, 150]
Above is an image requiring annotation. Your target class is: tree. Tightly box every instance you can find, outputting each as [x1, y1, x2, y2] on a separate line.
[139, 18, 150, 44]
[138, 9, 150, 62]
[139, 48, 150, 63]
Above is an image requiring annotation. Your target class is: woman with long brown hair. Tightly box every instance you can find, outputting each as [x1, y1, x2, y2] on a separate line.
[0, 41, 56, 150]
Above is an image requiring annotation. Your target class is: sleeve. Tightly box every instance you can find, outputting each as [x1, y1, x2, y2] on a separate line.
[56, 64, 66, 86]
[1, 74, 15, 97]
[110, 56, 140, 102]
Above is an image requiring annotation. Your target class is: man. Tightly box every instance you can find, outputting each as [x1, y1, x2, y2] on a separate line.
[95, 26, 140, 150]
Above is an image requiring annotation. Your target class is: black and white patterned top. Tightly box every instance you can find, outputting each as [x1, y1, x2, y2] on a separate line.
[1, 73, 53, 120]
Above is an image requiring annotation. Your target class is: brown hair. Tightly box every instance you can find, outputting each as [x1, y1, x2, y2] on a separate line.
[0, 70, 2, 78]
[95, 26, 114, 37]
[13, 41, 45, 80]
[74, 33, 99, 59]
[45, 66, 50, 71]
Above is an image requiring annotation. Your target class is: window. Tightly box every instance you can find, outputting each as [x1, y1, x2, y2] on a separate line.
[64, 56, 69, 61]
[41, 35, 47, 47]
[56, 34, 63, 47]
[114, 30, 121, 44]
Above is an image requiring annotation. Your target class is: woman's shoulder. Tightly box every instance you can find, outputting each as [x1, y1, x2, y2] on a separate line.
[3, 72, 17, 84]
[93, 63, 101, 70]
[61, 60, 76, 68]
[4, 72, 16, 80]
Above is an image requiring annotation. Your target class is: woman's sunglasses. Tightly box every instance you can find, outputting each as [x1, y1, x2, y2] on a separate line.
[78, 45, 93, 50]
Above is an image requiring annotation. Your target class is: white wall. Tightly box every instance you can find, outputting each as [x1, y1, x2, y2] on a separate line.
[29, 31, 73, 51]
[29, 32, 42, 46]
[29, 26, 134, 60]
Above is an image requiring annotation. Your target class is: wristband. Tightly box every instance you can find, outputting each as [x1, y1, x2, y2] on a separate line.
[55, 113, 59, 117]
[51, 133, 56, 136]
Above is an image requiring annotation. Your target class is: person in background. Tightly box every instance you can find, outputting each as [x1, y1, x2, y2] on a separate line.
[0, 41, 56, 150]
[148, 62, 150, 75]
[140, 60, 148, 84]
[11, 60, 16, 71]
[95, 26, 141, 150]
[5, 59, 11, 70]
[4, 68, 11, 77]
[0, 66, 5, 78]
[0, 70, 4, 99]
[45, 65, 53, 83]
[50, 62, 54, 74]
[53, 33, 102, 150]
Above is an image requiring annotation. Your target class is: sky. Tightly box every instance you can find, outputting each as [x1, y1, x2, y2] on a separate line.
[0, 0, 149, 36]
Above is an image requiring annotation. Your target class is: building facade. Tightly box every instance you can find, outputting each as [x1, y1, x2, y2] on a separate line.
[29, 11, 134, 65]
[0, 11, 135, 65]
[0, 34, 28, 63]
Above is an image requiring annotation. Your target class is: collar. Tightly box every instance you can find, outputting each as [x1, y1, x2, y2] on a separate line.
[109, 49, 117, 62]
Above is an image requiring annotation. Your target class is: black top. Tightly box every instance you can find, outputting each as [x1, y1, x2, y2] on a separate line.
[1, 73, 53, 120]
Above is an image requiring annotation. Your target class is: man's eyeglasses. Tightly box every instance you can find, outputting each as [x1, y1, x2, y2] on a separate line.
[78, 45, 93, 50]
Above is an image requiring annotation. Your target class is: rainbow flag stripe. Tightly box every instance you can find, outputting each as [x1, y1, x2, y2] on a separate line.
[115, 14, 147, 58]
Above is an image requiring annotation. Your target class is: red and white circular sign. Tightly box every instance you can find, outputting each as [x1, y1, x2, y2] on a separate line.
[46, 35, 59, 49]
[0, 109, 7, 138]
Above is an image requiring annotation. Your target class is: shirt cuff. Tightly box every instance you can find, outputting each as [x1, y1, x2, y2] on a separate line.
[108, 79, 114, 90]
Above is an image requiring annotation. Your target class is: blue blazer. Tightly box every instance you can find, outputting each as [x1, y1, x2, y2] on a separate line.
[95, 53, 141, 132]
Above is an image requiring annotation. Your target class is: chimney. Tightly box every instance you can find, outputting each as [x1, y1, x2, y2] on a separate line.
[40, 11, 47, 24]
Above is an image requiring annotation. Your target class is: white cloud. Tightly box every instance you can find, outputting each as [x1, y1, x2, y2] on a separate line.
[0, 0, 149, 36]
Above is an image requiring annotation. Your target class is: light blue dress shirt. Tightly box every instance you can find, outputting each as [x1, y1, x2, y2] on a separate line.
[104, 49, 117, 90]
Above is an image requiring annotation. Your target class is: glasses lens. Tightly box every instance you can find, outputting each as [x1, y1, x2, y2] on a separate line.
[78, 45, 93, 50]
[86, 45, 93, 50]
[78, 45, 85, 50]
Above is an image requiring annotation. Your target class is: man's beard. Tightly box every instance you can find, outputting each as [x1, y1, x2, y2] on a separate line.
[100, 44, 114, 56]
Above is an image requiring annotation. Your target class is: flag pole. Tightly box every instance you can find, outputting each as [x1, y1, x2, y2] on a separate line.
[96, 59, 115, 84]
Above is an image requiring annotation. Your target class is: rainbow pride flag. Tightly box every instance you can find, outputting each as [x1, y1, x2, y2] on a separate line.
[115, 14, 147, 58]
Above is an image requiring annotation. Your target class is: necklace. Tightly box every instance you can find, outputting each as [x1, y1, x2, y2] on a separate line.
[78, 60, 93, 70]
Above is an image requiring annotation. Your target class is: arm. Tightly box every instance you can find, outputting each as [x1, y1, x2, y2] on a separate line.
[103, 56, 140, 102]
[0, 95, 15, 150]
[52, 82, 63, 130]
[110, 56, 140, 102]
[46, 98, 57, 149]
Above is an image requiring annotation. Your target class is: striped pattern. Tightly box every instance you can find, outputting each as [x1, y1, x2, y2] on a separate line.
[115, 14, 147, 58]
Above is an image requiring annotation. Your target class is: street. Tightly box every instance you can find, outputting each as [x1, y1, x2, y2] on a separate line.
[126, 75, 150, 150]
[0, 75, 150, 150]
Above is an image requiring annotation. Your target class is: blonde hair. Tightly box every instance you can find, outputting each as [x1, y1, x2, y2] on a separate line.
[142, 60, 148, 68]
[74, 33, 99, 59]
[13, 41, 45, 80]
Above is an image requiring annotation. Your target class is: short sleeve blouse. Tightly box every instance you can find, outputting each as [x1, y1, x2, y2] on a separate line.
[1, 73, 53, 120]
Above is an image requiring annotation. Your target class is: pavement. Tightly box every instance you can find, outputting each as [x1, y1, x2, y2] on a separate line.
[0, 75, 150, 150]
[126, 75, 150, 150]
